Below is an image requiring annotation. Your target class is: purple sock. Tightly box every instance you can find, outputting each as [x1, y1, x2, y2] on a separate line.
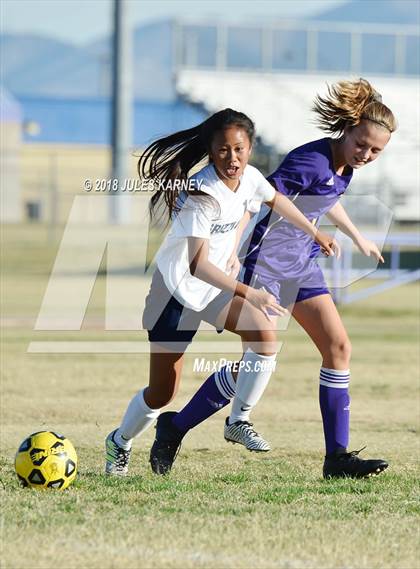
[319, 367, 350, 455]
[172, 366, 236, 434]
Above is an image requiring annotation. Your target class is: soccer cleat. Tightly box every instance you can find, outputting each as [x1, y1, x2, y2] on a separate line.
[323, 446, 388, 479]
[224, 418, 271, 452]
[149, 411, 184, 475]
[105, 430, 131, 476]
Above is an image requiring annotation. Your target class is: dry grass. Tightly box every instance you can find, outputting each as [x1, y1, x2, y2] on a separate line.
[0, 224, 419, 568]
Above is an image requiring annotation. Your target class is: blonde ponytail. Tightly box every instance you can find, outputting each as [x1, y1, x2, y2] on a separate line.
[312, 78, 397, 135]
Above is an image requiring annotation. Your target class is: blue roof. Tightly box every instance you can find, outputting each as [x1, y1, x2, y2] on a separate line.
[18, 96, 206, 145]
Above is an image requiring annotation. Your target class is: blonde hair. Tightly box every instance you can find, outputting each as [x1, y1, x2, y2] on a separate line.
[312, 78, 397, 136]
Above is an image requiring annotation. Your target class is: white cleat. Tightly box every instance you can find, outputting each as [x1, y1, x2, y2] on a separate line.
[224, 418, 271, 452]
[105, 430, 131, 476]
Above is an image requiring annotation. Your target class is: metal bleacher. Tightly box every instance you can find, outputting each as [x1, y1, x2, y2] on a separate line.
[176, 70, 419, 223]
[173, 19, 420, 223]
[172, 19, 419, 302]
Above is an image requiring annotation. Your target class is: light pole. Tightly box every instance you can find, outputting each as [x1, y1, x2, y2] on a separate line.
[109, 0, 133, 224]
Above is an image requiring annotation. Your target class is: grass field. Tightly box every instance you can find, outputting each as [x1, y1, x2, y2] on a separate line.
[1, 224, 419, 569]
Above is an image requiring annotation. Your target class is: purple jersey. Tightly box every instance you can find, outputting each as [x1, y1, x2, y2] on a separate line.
[242, 137, 353, 285]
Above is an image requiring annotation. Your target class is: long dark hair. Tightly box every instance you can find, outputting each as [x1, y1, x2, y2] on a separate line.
[138, 108, 255, 221]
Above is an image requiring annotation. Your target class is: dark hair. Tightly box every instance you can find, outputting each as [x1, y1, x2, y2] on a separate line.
[138, 108, 255, 221]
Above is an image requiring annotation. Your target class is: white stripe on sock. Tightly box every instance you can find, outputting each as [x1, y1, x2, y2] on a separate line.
[319, 367, 350, 390]
[215, 367, 236, 399]
[320, 367, 350, 376]
[319, 379, 349, 389]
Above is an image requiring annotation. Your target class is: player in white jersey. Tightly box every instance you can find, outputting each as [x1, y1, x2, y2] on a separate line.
[156, 163, 279, 311]
[104, 108, 337, 476]
[151, 80, 397, 480]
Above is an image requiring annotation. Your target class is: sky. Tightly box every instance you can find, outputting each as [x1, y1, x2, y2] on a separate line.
[1, 0, 347, 45]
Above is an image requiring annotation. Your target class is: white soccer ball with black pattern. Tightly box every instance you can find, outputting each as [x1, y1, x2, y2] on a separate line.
[15, 431, 78, 490]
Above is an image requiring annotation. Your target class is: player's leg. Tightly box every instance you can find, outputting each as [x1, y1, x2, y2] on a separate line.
[291, 292, 388, 478]
[172, 294, 278, 433]
[291, 292, 351, 453]
[105, 348, 184, 476]
[169, 270, 278, 441]
[151, 296, 278, 474]
[145, 346, 185, 408]
[106, 269, 196, 476]
[220, 296, 277, 450]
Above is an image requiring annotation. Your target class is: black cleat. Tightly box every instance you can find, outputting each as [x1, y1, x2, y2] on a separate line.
[323, 446, 389, 479]
[149, 411, 184, 475]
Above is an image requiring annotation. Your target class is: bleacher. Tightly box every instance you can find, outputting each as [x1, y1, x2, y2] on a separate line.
[176, 70, 419, 221]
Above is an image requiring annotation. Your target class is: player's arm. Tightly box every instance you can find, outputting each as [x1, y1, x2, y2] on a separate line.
[187, 237, 287, 319]
[265, 192, 340, 257]
[235, 210, 252, 248]
[225, 210, 252, 277]
[326, 201, 384, 262]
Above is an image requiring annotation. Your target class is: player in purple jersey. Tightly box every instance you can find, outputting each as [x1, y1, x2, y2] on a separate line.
[150, 78, 397, 479]
[104, 108, 337, 476]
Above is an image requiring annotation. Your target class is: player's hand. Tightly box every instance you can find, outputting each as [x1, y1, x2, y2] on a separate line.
[356, 237, 384, 263]
[315, 230, 341, 259]
[246, 287, 289, 321]
[225, 254, 241, 278]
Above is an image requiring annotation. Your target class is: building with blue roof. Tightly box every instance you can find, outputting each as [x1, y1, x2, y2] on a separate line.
[1, 87, 23, 221]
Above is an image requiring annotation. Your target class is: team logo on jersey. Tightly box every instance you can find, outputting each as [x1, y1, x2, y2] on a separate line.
[210, 221, 240, 234]
[326, 176, 335, 186]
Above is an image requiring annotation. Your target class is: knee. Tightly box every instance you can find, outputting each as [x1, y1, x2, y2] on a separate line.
[144, 387, 176, 409]
[328, 336, 352, 365]
[241, 328, 277, 355]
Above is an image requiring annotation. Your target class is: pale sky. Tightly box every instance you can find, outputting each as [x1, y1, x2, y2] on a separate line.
[1, 0, 347, 45]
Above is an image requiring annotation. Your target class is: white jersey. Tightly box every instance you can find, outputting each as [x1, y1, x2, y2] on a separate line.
[156, 163, 275, 311]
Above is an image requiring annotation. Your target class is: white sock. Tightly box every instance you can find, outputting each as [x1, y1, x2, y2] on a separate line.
[229, 349, 277, 424]
[114, 388, 160, 449]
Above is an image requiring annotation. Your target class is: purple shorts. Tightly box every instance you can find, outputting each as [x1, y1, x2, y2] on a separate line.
[242, 266, 330, 308]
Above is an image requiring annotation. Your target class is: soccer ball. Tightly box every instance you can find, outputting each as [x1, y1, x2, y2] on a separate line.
[15, 431, 78, 490]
